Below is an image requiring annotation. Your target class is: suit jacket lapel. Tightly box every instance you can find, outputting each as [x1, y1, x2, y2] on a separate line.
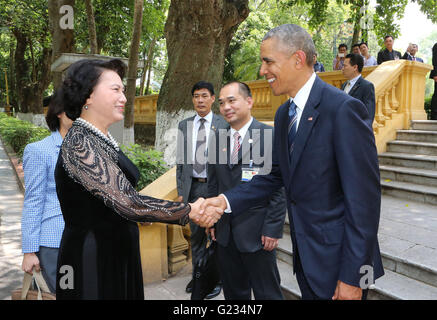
[185, 116, 195, 166]
[348, 77, 362, 96]
[276, 100, 292, 173]
[288, 77, 322, 187]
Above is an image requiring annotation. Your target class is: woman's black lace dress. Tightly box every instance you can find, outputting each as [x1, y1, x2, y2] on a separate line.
[54, 123, 190, 300]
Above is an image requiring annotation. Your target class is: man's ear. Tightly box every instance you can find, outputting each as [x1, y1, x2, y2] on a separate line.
[247, 96, 253, 110]
[295, 50, 307, 69]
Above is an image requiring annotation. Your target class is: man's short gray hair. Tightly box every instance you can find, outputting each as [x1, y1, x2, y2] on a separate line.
[263, 24, 316, 67]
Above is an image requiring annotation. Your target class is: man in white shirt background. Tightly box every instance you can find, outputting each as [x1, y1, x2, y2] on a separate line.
[176, 81, 226, 299]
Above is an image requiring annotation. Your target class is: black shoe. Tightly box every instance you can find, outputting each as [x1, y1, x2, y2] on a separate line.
[185, 279, 193, 294]
[205, 284, 222, 300]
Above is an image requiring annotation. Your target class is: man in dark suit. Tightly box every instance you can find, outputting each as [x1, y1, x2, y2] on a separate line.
[207, 81, 286, 300]
[430, 42, 437, 120]
[176, 81, 226, 298]
[402, 43, 424, 63]
[377, 35, 402, 64]
[199, 24, 384, 300]
[341, 53, 375, 127]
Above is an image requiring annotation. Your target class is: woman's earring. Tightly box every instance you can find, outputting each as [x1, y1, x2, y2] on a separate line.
[84, 105, 89, 110]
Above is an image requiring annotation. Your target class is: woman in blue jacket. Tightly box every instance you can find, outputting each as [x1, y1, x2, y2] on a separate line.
[21, 91, 72, 293]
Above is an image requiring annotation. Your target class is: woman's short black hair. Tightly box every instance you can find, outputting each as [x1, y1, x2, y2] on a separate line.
[62, 58, 126, 121]
[45, 89, 65, 132]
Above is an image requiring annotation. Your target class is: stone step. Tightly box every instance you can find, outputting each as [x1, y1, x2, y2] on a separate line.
[380, 179, 437, 205]
[277, 234, 437, 300]
[281, 220, 437, 288]
[370, 269, 437, 300]
[378, 152, 437, 170]
[387, 140, 437, 156]
[379, 165, 437, 188]
[396, 130, 437, 143]
[411, 120, 437, 132]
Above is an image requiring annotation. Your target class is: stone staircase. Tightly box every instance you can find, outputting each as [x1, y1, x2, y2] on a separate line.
[379, 120, 437, 205]
[277, 120, 437, 300]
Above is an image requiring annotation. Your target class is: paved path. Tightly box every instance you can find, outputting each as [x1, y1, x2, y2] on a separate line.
[0, 141, 24, 300]
[379, 195, 437, 270]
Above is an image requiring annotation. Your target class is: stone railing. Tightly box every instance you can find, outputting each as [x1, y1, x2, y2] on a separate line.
[366, 60, 432, 152]
[133, 66, 378, 124]
[137, 60, 432, 282]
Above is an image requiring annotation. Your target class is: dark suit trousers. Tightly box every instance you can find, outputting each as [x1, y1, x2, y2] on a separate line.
[431, 82, 437, 120]
[294, 249, 368, 300]
[216, 232, 283, 300]
[188, 180, 208, 273]
[36, 246, 59, 293]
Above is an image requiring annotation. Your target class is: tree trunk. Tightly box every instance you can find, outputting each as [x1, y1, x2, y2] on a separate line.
[145, 53, 153, 95]
[85, 0, 99, 54]
[139, 46, 149, 96]
[13, 28, 28, 113]
[351, 0, 363, 48]
[26, 47, 53, 115]
[140, 37, 157, 96]
[8, 34, 18, 112]
[48, 0, 75, 90]
[123, 0, 144, 145]
[155, 0, 249, 165]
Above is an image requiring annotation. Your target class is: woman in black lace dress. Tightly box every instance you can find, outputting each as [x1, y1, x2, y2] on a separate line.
[54, 59, 219, 300]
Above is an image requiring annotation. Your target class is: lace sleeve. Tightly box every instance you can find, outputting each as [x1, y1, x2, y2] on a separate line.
[61, 126, 190, 225]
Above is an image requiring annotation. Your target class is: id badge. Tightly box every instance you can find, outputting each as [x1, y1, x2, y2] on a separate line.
[241, 167, 260, 182]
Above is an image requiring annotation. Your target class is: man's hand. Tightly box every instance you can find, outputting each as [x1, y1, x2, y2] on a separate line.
[433, 76, 437, 82]
[189, 197, 205, 223]
[189, 197, 224, 228]
[199, 195, 227, 214]
[197, 195, 227, 228]
[261, 235, 279, 251]
[332, 280, 363, 300]
[206, 228, 216, 241]
[22, 253, 40, 274]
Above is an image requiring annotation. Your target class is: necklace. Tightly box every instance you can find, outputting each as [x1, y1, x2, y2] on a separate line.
[74, 117, 119, 151]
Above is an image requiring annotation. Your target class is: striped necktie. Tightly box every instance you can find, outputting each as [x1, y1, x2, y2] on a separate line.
[231, 131, 241, 165]
[288, 101, 298, 158]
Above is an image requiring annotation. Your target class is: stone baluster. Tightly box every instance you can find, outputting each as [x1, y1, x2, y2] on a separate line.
[390, 79, 400, 112]
[382, 89, 393, 119]
[375, 94, 386, 126]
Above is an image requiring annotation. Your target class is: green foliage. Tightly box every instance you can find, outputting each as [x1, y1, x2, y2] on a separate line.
[120, 143, 167, 191]
[373, 0, 408, 48]
[413, 0, 437, 24]
[0, 114, 50, 159]
[224, 10, 274, 82]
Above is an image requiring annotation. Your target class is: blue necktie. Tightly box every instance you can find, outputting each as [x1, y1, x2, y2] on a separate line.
[288, 100, 298, 158]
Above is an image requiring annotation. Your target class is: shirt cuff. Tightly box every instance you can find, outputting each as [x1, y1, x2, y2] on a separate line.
[219, 194, 232, 213]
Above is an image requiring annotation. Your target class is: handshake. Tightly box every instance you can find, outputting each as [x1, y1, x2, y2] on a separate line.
[186, 195, 228, 228]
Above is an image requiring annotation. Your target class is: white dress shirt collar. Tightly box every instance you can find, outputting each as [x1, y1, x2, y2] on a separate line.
[230, 116, 254, 143]
[289, 72, 316, 130]
[348, 74, 361, 89]
[194, 110, 213, 124]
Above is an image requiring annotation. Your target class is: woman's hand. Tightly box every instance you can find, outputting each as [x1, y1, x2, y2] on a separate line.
[22, 253, 40, 274]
